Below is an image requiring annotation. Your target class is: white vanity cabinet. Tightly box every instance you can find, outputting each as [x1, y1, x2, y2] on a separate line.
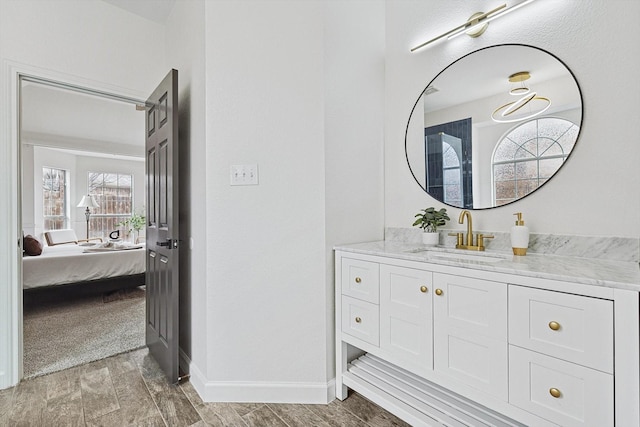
[335, 249, 640, 427]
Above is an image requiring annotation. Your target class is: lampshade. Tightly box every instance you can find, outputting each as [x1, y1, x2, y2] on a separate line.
[77, 195, 100, 208]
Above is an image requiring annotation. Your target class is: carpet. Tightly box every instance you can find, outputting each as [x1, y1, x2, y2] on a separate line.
[23, 287, 145, 378]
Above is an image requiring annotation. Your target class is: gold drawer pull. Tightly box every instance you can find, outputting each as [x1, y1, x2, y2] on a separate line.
[420, 286, 428, 293]
[435, 288, 443, 296]
[355, 277, 362, 283]
[548, 321, 561, 331]
[355, 317, 362, 323]
[549, 388, 561, 398]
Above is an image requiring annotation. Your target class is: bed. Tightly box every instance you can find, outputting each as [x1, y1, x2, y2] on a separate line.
[23, 241, 146, 292]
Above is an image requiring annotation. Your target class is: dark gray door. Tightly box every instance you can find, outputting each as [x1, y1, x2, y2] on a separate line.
[145, 69, 179, 383]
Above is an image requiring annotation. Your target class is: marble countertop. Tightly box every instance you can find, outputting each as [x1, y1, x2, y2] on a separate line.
[335, 241, 640, 292]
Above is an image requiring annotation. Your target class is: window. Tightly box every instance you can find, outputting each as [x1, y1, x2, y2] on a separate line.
[88, 172, 133, 238]
[442, 136, 463, 208]
[43, 167, 68, 230]
[492, 117, 578, 206]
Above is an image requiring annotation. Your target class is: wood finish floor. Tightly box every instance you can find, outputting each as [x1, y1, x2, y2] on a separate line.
[0, 347, 410, 426]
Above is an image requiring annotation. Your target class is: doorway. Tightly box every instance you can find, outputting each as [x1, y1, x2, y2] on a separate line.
[19, 75, 147, 378]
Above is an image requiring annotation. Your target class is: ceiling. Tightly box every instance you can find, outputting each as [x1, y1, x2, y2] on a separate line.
[421, 45, 571, 113]
[100, 0, 176, 24]
[21, 81, 145, 161]
[18, 0, 177, 161]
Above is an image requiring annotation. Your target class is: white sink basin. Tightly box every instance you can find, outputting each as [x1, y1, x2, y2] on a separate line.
[405, 247, 509, 263]
[427, 251, 508, 263]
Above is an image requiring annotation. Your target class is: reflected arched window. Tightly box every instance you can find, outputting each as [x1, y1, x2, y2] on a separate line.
[492, 117, 578, 206]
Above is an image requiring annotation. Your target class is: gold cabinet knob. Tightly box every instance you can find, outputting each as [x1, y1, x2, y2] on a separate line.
[549, 388, 561, 398]
[435, 288, 443, 296]
[355, 277, 362, 283]
[420, 286, 428, 293]
[355, 317, 362, 323]
[548, 321, 560, 331]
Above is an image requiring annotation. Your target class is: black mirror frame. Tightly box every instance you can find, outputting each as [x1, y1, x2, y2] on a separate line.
[404, 43, 584, 210]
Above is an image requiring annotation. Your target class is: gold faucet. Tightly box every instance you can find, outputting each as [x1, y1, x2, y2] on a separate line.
[448, 210, 494, 251]
[459, 210, 473, 247]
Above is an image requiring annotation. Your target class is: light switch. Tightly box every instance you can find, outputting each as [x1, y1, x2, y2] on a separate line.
[230, 164, 259, 186]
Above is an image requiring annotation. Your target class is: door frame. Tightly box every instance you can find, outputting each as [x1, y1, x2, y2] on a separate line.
[0, 61, 147, 388]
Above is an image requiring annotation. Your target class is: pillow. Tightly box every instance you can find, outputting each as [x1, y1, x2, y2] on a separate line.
[24, 235, 43, 256]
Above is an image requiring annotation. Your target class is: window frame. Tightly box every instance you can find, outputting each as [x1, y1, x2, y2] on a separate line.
[87, 171, 134, 239]
[491, 116, 578, 206]
[42, 166, 69, 230]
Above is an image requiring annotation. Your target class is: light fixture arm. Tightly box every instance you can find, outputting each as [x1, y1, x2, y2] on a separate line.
[411, 0, 537, 52]
[445, 4, 507, 41]
[411, 5, 505, 52]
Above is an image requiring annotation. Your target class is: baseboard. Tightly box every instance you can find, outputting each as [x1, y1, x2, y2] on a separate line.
[186, 359, 336, 404]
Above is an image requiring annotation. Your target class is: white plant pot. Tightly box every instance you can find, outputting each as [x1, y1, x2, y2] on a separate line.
[422, 232, 439, 246]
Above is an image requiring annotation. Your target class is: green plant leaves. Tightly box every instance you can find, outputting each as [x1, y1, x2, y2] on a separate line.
[412, 207, 450, 232]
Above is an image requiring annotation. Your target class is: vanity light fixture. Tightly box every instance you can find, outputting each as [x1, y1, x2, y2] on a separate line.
[491, 71, 551, 123]
[411, 0, 538, 52]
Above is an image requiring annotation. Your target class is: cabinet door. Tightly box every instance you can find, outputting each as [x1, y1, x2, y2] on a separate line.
[380, 265, 433, 376]
[433, 273, 508, 400]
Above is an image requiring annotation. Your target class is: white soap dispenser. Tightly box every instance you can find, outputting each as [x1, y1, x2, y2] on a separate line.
[511, 212, 529, 256]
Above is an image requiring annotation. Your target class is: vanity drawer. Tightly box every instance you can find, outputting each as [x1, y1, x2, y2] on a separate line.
[509, 285, 613, 373]
[509, 346, 613, 427]
[341, 258, 379, 304]
[341, 296, 379, 347]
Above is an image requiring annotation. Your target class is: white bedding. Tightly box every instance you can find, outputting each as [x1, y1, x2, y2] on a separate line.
[22, 243, 145, 289]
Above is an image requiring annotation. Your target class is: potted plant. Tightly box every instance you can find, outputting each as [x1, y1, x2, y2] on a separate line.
[413, 207, 450, 246]
[118, 211, 146, 243]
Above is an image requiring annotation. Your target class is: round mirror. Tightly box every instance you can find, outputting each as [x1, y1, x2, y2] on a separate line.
[405, 44, 583, 209]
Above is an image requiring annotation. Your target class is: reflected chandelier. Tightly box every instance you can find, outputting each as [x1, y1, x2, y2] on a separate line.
[491, 71, 551, 123]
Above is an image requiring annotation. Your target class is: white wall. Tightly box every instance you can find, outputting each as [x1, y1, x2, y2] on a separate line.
[173, 0, 385, 402]
[21, 145, 36, 235]
[385, 0, 640, 238]
[324, 0, 385, 381]
[165, 0, 207, 378]
[0, 0, 167, 388]
[0, 0, 166, 94]
[201, 0, 329, 401]
[167, 0, 385, 402]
